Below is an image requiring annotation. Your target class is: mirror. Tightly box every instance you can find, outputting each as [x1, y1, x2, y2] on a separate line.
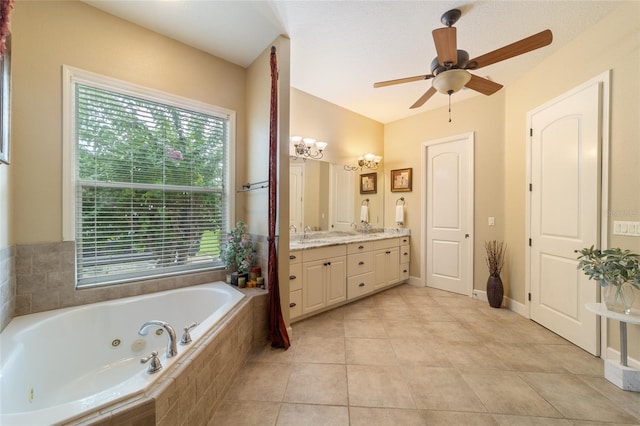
[290, 158, 384, 231]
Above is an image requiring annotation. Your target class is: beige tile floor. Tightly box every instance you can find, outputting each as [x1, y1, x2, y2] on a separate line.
[210, 284, 640, 425]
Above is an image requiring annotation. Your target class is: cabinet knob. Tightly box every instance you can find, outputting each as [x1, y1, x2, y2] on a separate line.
[289, 302, 297, 308]
[358, 261, 365, 265]
[290, 255, 296, 260]
[358, 245, 364, 249]
[289, 275, 296, 280]
[386, 251, 391, 254]
[358, 283, 365, 287]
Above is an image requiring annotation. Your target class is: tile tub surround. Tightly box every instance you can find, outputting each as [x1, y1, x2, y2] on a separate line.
[213, 284, 640, 425]
[13, 241, 230, 316]
[65, 289, 268, 426]
[0, 245, 16, 332]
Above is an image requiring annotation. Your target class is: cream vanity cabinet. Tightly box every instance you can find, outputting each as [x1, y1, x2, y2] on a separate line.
[289, 251, 303, 320]
[346, 241, 375, 300]
[399, 236, 410, 281]
[301, 245, 347, 315]
[373, 238, 401, 290]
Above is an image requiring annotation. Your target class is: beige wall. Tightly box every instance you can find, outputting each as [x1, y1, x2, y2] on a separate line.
[0, 164, 9, 248]
[504, 1, 639, 357]
[384, 1, 639, 358]
[384, 91, 506, 291]
[11, 0, 247, 245]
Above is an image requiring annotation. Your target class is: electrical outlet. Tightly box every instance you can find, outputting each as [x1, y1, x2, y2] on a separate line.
[488, 217, 495, 226]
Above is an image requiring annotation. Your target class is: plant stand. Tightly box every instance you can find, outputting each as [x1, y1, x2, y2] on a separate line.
[586, 302, 640, 392]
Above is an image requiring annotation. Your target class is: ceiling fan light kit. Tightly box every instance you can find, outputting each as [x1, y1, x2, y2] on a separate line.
[373, 8, 553, 118]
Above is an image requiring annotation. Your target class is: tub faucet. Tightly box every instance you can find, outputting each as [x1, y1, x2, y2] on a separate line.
[138, 320, 178, 358]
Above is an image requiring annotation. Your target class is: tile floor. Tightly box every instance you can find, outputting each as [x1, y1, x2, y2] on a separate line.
[210, 284, 640, 425]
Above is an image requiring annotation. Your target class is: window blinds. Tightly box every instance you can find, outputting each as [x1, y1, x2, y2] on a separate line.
[74, 83, 228, 287]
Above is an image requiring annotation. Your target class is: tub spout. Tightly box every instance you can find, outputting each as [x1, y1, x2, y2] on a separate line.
[138, 320, 178, 358]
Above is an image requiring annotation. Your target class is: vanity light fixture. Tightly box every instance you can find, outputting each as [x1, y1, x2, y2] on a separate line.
[290, 136, 327, 160]
[344, 153, 383, 171]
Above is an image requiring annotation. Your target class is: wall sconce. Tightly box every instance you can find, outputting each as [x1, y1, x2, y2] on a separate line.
[290, 136, 327, 160]
[344, 153, 382, 171]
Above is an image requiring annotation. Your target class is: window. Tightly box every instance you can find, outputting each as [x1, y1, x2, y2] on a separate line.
[63, 67, 235, 288]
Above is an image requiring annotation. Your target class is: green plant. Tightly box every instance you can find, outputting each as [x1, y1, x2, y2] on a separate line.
[576, 246, 640, 289]
[221, 221, 256, 274]
[484, 240, 506, 277]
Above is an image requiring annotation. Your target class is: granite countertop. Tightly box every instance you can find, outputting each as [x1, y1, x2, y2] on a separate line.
[289, 228, 410, 251]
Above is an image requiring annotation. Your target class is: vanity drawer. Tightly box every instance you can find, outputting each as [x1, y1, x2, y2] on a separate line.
[289, 263, 302, 291]
[347, 272, 375, 300]
[347, 252, 374, 276]
[347, 241, 374, 254]
[400, 236, 410, 246]
[289, 250, 302, 265]
[303, 245, 347, 262]
[289, 290, 302, 319]
[373, 238, 399, 250]
[400, 245, 411, 263]
[400, 263, 410, 281]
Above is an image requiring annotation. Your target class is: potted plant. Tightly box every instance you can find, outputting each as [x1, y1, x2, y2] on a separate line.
[484, 240, 506, 308]
[576, 246, 640, 314]
[221, 221, 256, 286]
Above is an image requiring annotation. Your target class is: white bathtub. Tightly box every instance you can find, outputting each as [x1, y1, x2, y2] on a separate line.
[0, 282, 244, 426]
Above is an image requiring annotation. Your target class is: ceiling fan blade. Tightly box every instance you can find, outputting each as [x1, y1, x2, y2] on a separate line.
[410, 87, 437, 109]
[432, 27, 457, 66]
[373, 74, 433, 88]
[465, 74, 503, 95]
[467, 29, 553, 70]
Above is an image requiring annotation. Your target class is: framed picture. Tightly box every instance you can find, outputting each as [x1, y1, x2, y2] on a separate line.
[391, 168, 412, 192]
[359, 172, 377, 194]
[0, 34, 10, 165]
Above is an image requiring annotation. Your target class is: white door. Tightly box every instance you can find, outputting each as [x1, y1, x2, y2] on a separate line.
[423, 133, 474, 295]
[289, 163, 304, 230]
[529, 78, 604, 355]
[329, 164, 354, 230]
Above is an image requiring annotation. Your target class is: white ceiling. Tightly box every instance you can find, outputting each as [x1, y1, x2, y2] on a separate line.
[83, 1, 619, 124]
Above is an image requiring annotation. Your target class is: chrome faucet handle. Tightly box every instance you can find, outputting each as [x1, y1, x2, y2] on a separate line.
[140, 351, 163, 374]
[180, 322, 199, 345]
[138, 320, 178, 358]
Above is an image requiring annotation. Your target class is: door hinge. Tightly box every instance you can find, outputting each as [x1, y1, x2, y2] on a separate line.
[530, 128, 533, 137]
[529, 183, 532, 192]
[529, 238, 532, 246]
[528, 292, 532, 302]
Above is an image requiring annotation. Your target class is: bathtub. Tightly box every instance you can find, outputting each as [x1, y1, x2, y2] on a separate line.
[0, 282, 245, 426]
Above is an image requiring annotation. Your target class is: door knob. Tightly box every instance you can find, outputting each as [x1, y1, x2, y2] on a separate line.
[465, 234, 470, 239]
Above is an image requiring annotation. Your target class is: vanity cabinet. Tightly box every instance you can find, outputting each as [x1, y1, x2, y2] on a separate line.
[288, 234, 410, 322]
[289, 251, 303, 320]
[346, 241, 375, 300]
[301, 245, 347, 315]
[400, 239, 410, 281]
[373, 238, 400, 290]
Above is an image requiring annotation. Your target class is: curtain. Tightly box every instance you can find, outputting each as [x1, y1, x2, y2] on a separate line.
[267, 46, 291, 350]
[0, 0, 13, 57]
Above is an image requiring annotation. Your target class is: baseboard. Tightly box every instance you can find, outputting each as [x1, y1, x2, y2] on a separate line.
[472, 289, 529, 318]
[408, 276, 421, 286]
[606, 347, 640, 370]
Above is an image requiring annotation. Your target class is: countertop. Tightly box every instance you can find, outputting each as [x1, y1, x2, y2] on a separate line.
[289, 228, 410, 251]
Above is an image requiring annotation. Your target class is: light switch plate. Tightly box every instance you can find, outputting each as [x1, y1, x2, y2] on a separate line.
[613, 221, 640, 236]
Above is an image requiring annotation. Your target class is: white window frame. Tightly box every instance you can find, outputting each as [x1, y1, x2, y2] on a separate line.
[62, 65, 236, 285]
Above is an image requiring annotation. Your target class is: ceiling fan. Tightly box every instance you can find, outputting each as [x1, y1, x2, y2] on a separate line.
[374, 8, 553, 111]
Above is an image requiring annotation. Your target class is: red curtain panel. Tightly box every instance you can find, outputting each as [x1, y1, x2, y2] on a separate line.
[267, 46, 290, 350]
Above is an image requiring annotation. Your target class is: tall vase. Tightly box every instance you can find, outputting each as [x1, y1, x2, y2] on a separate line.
[604, 283, 635, 314]
[487, 275, 504, 308]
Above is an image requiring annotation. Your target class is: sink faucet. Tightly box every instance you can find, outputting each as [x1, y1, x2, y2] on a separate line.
[302, 225, 312, 242]
[289, 224, 297, 233]
[138, 320, 178, 358]
[361, 222, 372, 234]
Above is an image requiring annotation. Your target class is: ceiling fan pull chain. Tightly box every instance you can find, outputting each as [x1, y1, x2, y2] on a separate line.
[448, 93, 452, 122]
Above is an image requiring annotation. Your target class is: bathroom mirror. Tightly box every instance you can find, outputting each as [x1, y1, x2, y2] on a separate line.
[290, 158, 384, 232]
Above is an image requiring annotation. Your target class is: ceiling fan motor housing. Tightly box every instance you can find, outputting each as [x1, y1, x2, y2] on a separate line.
[430, 50, 469, 75]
